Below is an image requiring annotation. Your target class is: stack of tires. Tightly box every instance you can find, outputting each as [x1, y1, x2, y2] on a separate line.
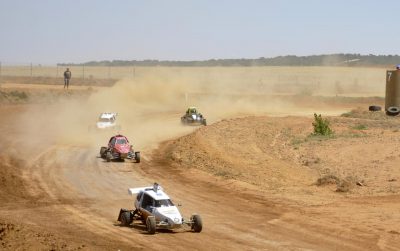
[386, 106, 400, 116]
[369, 105, 400, 116]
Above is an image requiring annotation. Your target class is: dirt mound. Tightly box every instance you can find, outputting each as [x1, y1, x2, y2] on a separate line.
[167, 115, 400, 199]
[150, 114, 400, 249]
[168, 116, 317, 195]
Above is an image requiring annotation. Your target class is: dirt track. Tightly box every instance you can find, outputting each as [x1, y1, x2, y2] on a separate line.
[1, 78, 400, 250]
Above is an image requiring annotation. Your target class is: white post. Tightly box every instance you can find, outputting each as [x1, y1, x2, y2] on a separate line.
[185, 92, 188, 106]
[30, 63, 33, 83]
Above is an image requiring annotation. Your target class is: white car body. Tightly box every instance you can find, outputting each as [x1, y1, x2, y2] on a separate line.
[129, 185, 183, 228]
[118, 183, 202, 234]
[96, 112, 118, 129]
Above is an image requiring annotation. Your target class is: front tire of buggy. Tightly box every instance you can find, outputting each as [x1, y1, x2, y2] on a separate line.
[121, 211, 132, 226]
[135, 152, 141, 163]
[100, 147, 107, 158]
[146, 216, 156, 234]
[191, 214, 202, 233]
[106, 152, 112, 162]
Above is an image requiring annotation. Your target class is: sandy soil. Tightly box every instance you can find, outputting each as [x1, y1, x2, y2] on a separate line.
[0, 73, 399, 250]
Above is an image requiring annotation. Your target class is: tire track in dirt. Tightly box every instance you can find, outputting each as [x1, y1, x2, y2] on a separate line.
[20, 145, 157, 249]
[17, 134, 387, 250]
[16, 142, 310, 250]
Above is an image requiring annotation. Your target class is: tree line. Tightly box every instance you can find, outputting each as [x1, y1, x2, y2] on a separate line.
[58, 54, 400, 67]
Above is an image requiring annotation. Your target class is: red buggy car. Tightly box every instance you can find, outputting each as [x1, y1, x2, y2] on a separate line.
[100, 135, 140, 163]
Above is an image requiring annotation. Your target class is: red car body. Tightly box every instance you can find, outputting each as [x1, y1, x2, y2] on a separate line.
[100, 134, 140, 163]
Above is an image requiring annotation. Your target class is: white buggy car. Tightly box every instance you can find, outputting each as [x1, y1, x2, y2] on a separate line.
[117, 183, 203, 234]
[89, 112, 121, 131]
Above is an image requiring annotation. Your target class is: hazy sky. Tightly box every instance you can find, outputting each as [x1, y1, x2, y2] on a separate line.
[0, 0, 399, 64]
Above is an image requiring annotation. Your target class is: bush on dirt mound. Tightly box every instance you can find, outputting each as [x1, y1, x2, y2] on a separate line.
[315, 175, 361, 193]
[312, 113, 333, 136]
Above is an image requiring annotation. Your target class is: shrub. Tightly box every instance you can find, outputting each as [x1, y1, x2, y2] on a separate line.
[10, 91, 28, 100]
[312, 113, 333, 136]
[336, 180, 352, 193]
[316, 174, 340, 186]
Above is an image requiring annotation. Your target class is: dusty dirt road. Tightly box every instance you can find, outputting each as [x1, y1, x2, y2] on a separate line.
[1, 77, 399, 250]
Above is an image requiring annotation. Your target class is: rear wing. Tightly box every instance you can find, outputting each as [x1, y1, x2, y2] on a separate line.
[99, 112, 118, 119]
[128, 187, 152, 195]
[128, 183, 163, 195]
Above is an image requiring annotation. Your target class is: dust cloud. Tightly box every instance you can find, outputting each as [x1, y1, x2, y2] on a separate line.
[11, 67, 385, 154]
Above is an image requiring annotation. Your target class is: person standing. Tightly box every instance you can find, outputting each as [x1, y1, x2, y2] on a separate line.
[64, 68, 71, 89]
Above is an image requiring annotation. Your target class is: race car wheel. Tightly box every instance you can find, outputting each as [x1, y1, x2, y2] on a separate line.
[121, 211, 132, 226]
[100, 147, 107, 158]
[202, 119, 207, 126]
[135, 152, 141, 163]
[106, 152, 112, 162]
[146, 216, 156, 234]
[386, 106, 400, 116]
[191, 214, 202, 233]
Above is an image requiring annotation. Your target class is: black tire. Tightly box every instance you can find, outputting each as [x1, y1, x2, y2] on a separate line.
[135, 152, 141, 163]
[369, 105, 381, 112]
[386, 106, 400, 116]
[100, 147, 107, 158]
[191, 215, 202, 233]
[146, 216, 156, 234]
[121, 211, 132, 226]
[202, 119, 207, 126]
[106, 152, 112, 162]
